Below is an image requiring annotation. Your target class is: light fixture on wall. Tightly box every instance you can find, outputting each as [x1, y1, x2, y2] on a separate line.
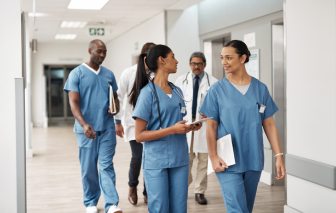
[32, 39, 38, 53]
[60, 21, 87, 28]
[68, 0, 109, 10]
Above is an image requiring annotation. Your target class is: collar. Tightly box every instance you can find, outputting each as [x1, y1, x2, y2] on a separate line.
[191, 71, 205, 80]
[82, 63, 101, 75]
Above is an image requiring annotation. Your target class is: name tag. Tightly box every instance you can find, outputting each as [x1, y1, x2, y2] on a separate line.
[259, 104, 266, 113]
[181, 106, 186, 114]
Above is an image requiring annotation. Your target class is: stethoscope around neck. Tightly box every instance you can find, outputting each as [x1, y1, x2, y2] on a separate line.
[182, 71, 211, 87]
[151, 80, 190, 129]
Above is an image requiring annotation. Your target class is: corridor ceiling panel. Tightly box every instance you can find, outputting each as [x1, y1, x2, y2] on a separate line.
[22, 0, 203, 43]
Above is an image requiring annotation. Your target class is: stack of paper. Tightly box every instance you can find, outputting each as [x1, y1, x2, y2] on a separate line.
[207, 133, 236, 175]
[109, 85, 116, 114]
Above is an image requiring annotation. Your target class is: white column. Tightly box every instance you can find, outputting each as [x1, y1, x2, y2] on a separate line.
[0, 0, 23, 212]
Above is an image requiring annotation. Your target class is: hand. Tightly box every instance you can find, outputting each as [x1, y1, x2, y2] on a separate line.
[108, 106, 118, 116]
[83, 124, 96, 139]
[115, 123, 124, 138]
[191, 122, 202, 131]
[173, 120, 192, 134]
[275, 155, 286, 180]
[210, 155, 228, 172]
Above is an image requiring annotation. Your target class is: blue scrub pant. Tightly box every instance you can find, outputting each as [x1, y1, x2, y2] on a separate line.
[144, 165, 189, 213]
[215, 170, 262, 213]
[76, 127, 119, 212]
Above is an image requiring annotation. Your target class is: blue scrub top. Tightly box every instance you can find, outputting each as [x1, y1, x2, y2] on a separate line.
[132, 82, 189, 170]
[199, 77, 278, 173]
[63, 64, 118, 133]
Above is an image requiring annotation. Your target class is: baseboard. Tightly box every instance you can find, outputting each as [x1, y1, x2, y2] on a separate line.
[260, 170, 273, 185]
[26, 149, 33, 158]
[284, 205, 303, 213]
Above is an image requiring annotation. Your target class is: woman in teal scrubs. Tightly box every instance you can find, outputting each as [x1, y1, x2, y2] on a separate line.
[130, 45, 201, 213]
[199, 40, 286, 213]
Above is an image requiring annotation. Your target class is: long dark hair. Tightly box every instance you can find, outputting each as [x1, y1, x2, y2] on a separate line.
[129, 44, 172, 108]
[224, 40, 251, 63]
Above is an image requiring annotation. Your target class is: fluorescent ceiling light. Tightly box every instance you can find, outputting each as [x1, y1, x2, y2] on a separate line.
[60, 21, 87, 28]
[68, 0, 109, 10]
[28, 13, 47, 17]
[55, 34, 77, 40]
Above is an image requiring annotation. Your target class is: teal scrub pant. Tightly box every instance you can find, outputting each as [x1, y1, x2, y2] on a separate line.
[216, 170, 262, 213]
[144, 165, 189, 213]
[76, 127, 119, 212]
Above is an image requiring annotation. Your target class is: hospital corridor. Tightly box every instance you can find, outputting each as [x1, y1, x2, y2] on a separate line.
[1, 0, 336, 213]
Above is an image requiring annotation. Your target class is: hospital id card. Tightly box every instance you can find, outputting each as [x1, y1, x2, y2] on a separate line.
[259, 104, 266, 113]
[207, 133, 236, 175]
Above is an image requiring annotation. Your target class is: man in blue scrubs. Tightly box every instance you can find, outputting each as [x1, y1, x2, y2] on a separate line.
[64, 40, 122, 213]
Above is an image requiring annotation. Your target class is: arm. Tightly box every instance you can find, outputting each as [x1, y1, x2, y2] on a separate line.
[135, 118, 192, 143]
[115, 70, 130, 137]
[207, 119, 227, 172]
[68, 91, 96, 139]
[263, 116, 286, 180]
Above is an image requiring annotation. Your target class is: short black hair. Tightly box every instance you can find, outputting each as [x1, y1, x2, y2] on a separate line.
[224, 40, 251, 63]
[189, 52, 206, 63]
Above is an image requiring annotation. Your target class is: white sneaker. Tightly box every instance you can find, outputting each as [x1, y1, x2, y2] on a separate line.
[86, 206, 98, 213]
[107, 205, 122, 213]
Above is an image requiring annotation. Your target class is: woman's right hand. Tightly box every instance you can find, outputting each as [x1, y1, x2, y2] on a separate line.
[173, 120, 191, 134]
[211, 155, 228, 172]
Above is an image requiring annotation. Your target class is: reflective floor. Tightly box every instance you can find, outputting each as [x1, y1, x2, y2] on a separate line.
[27, 126, 285, 213]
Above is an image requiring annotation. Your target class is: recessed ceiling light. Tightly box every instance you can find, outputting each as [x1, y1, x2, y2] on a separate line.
[55, 34, 77, 40]
[28, 13, 47, 17]
[60, 21, 87, 28]
[68, 0, 109, 10]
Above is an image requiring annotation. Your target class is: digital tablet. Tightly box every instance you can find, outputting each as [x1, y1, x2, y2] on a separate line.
[191, 117, 213, 125]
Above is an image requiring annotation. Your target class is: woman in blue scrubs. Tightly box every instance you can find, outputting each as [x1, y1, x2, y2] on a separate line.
[199, 40, 286, 213]
[130, 45, 201, 213]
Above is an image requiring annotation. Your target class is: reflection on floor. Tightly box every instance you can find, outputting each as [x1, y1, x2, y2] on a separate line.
[27, 126, 285, 213]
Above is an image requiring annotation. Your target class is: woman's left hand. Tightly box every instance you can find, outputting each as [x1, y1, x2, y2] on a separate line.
[275, 155, 286, 180]
[191, 123, 202, 131]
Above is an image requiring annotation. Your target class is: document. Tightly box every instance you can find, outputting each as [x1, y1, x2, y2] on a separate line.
[109, 84, 117, 114]
[191, 117, 213, 125]
[207, 133, 236, 175]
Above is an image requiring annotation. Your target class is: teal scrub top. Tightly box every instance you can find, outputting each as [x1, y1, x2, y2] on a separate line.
[132, 82, 189, 170]
[199, 77, 278, 173]
[63, 64, 118, 133]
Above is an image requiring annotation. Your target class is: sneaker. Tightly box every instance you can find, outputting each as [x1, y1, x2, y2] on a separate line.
[107, 205, 122, 213]
[86, 206, 98, 213]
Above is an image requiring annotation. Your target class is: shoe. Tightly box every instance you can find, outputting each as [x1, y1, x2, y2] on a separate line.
[107, 205, 122, 213]
[144, 194, 148, 204]
[128, 187, 138, 205]
[86, 206, 98, 213]
[195, 193, 208, 205]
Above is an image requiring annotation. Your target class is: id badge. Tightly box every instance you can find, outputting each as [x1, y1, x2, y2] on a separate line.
[259, 104, 266, 113]
[181, 106, 186, 114]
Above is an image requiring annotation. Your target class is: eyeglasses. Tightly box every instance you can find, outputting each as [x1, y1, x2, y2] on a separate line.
[190, 62, 205, 67]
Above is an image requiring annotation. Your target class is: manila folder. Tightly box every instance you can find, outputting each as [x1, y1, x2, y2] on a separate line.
[207, 134, 236, 175]
[109, 85, 116, 114]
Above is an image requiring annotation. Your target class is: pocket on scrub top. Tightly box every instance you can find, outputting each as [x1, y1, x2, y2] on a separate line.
[145, 139, 168, 169]
[255, 103, 262, 125]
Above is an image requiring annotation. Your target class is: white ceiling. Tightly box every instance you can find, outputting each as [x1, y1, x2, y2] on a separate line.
[22, 0, 204, 43]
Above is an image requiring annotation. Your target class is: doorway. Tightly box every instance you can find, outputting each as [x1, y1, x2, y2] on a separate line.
[44, 65, 78, 126]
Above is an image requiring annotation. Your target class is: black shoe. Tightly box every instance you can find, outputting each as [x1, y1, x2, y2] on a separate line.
[195, 193, 207, 205]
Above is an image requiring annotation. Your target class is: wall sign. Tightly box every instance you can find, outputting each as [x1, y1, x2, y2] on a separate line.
[89, 28, 105, 36]
[245, 49, 259, 79]
[244, 32, 256, 47]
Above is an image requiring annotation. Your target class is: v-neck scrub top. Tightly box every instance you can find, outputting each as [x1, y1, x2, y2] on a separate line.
[132, 83, 189, 170]
[64, 64, 118, 133]
[199, 77, 278, 173]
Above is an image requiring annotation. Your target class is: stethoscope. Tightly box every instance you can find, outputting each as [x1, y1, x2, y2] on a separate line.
[182, 71, 211, 87]
[151, 80, 190, 129]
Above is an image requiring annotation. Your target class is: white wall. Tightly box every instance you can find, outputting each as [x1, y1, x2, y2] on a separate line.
[31, 42, 89, 127]
[104, 12, 165, 82]
[166, 5, 200, 83]
[0, 0, 22, 211]
[286, 0, 336, 212]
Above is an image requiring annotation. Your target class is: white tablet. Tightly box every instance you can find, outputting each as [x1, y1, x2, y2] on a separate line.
[191, 117, 213, 125]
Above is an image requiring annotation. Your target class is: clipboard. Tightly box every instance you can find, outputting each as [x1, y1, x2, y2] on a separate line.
[109, 84, 117, 114]
[207, 133, 236, 175]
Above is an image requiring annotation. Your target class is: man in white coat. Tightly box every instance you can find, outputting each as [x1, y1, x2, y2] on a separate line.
[175, 52, 218, 205]
[115, 42, 155, 205]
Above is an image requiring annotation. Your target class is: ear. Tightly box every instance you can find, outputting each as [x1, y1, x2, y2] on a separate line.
[240, 54, 247, 64]
[204, 63, 207, 68]
[88, 48, 92, 55]
[158, 56, 165, 65]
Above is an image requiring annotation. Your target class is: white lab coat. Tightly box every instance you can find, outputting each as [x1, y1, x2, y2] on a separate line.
[175, 71, 218, 153]
[115, 64, 154, 142]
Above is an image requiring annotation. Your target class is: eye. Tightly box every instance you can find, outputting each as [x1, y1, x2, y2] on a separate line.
[228, 57, 232, 60]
